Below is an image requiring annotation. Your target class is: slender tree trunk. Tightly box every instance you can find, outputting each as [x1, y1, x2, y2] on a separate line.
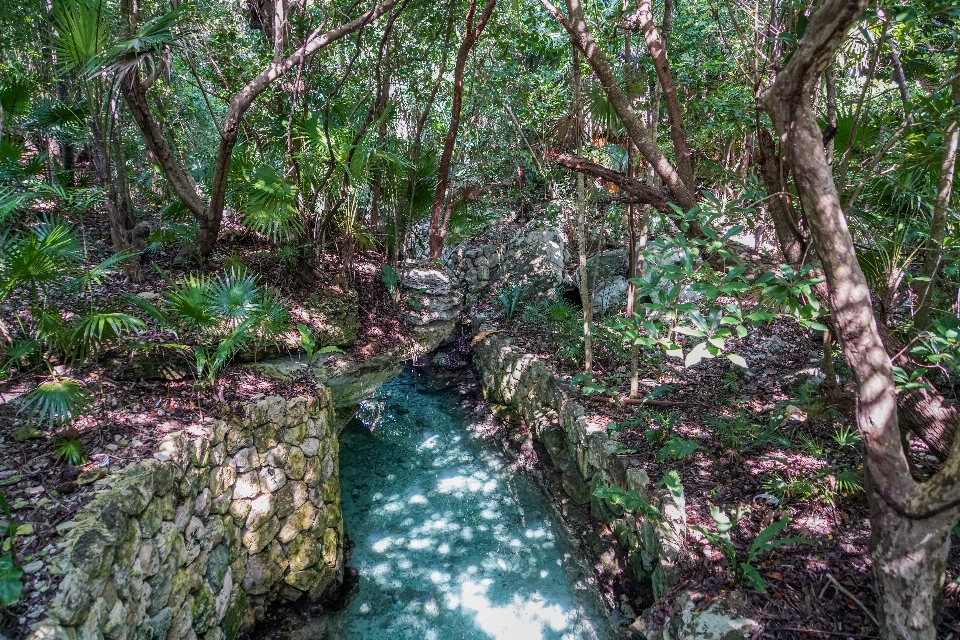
[569, 48, 593, 372]
[763, 2, 960, 637]
[428, 0, 497, 258]
[577, 173, 593, 372]
[636, 0, 693, 193]
[914, 51, 960, 329]
[370, 31, 393, 236]
[825, 68, 837, 165]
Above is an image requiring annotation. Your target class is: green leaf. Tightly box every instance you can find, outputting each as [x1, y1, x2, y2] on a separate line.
[656, 437, 704, 462]
[298, 324, 316, 359]
[709, 505, 733, 533]
[0, 553, 22, 605]
[658, 471, 686, 514]
[317, 345, 344, 354]
[643, 384, 678, 401]
[748, 517, 789, 556]
[381, 264, 398, 297]
[685, 342, 713, 367]
[727, 353, 748, 368]
[740, 562, 767, 593]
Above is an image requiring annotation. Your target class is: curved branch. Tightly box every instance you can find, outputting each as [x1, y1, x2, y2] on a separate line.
[550, 153, 673, 213]
[538, 0, 697, 211]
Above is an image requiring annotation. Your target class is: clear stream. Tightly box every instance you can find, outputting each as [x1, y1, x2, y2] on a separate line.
[326, 369, 615, 640]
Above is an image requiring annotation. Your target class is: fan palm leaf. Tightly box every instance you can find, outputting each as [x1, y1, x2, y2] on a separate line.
[19, 378, 92, 427]
[51, 0, 111, 72]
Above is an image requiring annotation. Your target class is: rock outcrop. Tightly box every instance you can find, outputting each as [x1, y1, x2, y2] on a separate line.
[399, 263, 464, 355]
[629, 592, 761, 640]
[300, 287, 360, 348]
[450, 221, 567, 301]
[28, 392, 343, 640]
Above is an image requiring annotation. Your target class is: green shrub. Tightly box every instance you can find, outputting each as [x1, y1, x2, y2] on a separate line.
[129, 268, 291, 380]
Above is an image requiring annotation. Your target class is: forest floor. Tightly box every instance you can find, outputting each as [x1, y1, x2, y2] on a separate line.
[472, 285, 960, 639]
[3, 203, 960, 638]
[0, 208, 410, 637]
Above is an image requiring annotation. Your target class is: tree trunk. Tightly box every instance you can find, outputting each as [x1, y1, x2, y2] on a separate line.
[867, 483, 954, 640]
[88, 87, 143, 282]
[762, 2, 960, 636]
[571, 48, 593, 372]
[122, 0, 401, 259]
[540, 0, 697, 211]
[914, 50, 960, 329]
[636, 0, 693, 193]
[428, 0, 497, 258]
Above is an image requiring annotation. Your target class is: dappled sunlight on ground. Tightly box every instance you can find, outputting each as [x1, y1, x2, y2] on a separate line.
[331, 371, 612, 639]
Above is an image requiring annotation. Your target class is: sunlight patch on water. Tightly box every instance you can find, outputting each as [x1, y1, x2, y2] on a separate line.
[328, 371, 613, 640]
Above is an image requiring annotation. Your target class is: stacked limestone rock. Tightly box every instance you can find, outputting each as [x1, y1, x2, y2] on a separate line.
[398, 264, 464, 353]
[472, 333, 682, 599]
[29, 392, 342, 640]
[449, 246, 502, 298]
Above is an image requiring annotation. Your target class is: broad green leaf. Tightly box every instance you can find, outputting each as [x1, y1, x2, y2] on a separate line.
[740, 562, 767, 593]
[727, 353, 748, 368]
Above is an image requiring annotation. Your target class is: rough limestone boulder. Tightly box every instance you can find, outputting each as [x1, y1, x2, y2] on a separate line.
[500, 221, 567, 299]
[574, 249, 630, 316]
[300, 287, 360, 348]
[629, 591, 761, 639]
[311, 349, 407, 424]
[399, 263, 464, 354]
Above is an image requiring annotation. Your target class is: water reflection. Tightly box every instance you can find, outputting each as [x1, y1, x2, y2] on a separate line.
[332, 371, 612, 640]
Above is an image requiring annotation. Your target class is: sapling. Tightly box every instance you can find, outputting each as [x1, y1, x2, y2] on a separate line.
[694, 506, 810, 593]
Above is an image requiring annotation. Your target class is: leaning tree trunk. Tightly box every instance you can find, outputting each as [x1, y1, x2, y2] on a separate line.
[914, 50, 960, 329]
[762, 1, 960, 637]
[427, 0, 497, 258]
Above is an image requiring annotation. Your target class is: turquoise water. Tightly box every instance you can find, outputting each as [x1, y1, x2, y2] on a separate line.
[330, 370, 614, 640]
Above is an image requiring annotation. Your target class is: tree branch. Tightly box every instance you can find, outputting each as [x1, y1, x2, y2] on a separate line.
[549, 152, 673, 213]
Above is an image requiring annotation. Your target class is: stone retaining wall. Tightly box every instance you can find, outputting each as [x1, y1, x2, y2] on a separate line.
[472, 333, 684, 600]
[28, 391, 343, 640]
[448, 245, 503, 298]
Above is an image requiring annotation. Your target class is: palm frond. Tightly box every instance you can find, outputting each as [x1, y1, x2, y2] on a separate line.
[0, 221, 82, 300]
[51, 0, 111, 72]
[68, 310, 144, 362]
[91, 6, 187, 83]
[236, 164, 303, 243]
[0, 78, 34, 118]
[0, 338, 40, 373]
[20, 378, 92, 427]
[163, 273, 217, 332]
[209, 269, 260, 328]
[31, 305, 68, 353]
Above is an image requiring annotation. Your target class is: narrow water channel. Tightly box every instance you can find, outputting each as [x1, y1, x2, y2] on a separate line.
[329, 368, 615, 640]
